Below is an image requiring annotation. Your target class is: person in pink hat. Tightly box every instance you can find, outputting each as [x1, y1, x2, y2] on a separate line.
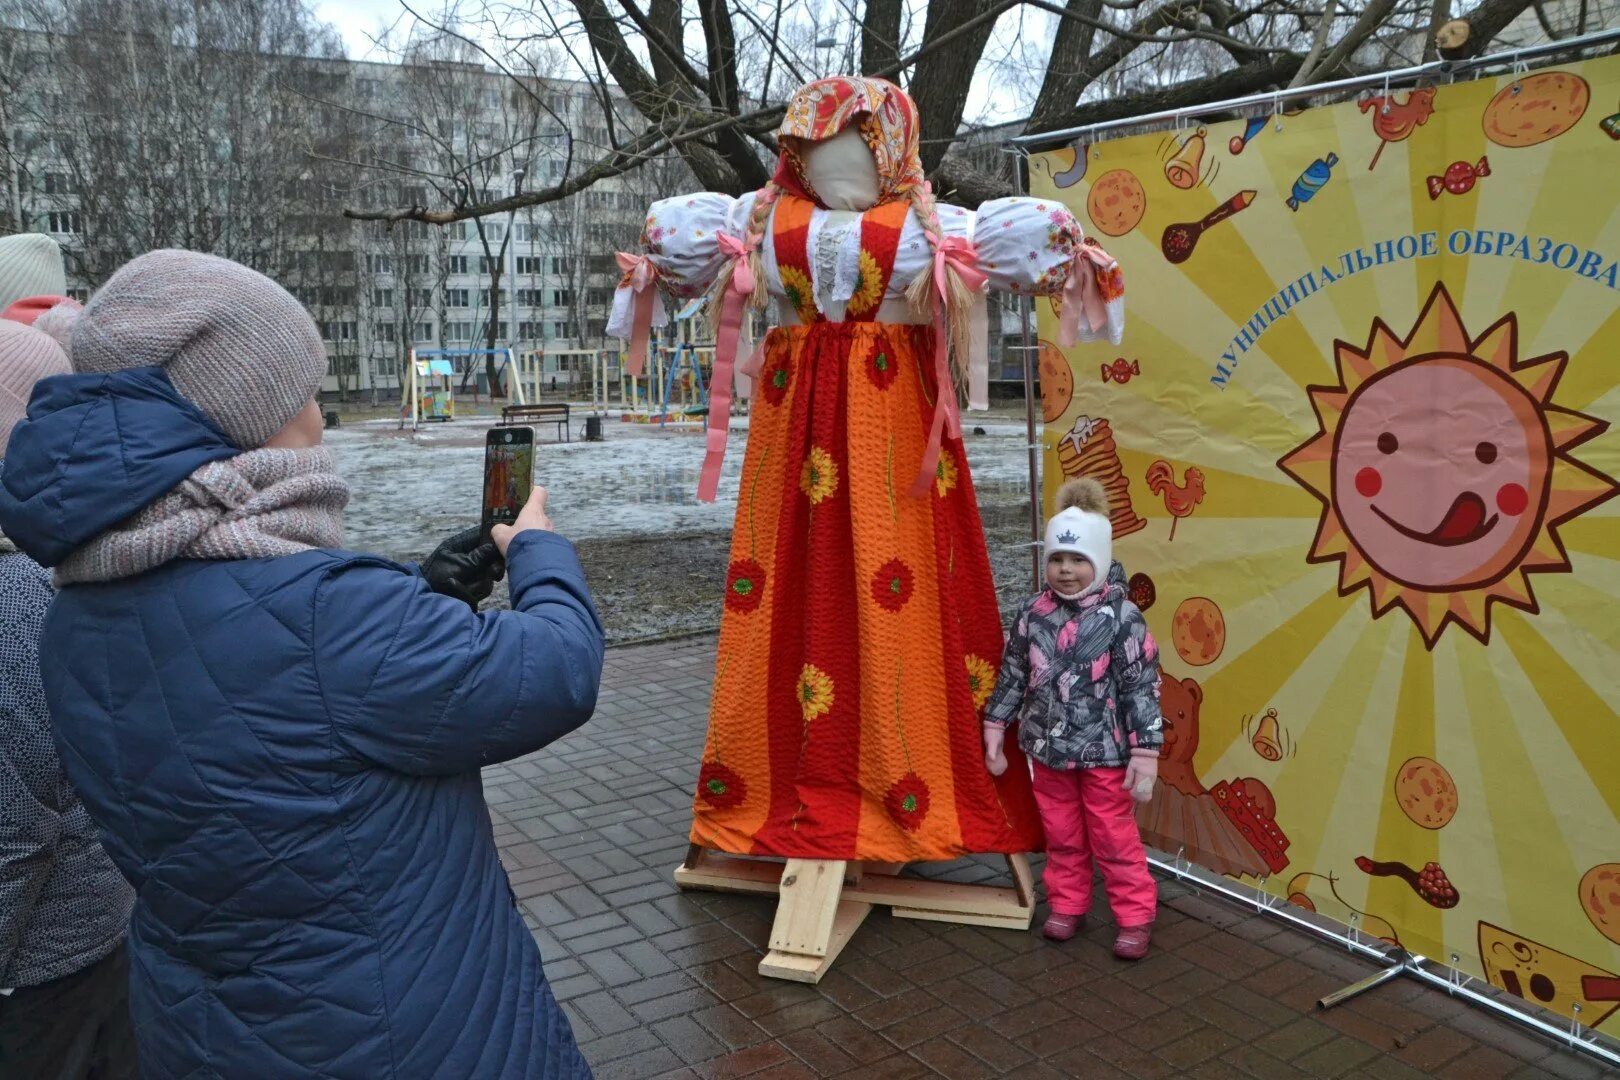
[0, 315, 138, 1079]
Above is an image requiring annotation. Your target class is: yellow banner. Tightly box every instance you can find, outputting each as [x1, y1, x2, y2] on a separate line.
[1031, 56, 1620, 1030]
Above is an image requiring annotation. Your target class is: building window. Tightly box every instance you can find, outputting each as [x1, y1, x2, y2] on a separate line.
[324, 321, 357, 342]
[587, 287, 612, 307]
[407, 255, 430, 275]
[44, 173, 74, 195]
[515, 288, 543, 307]
[518, 320, 544, 339]
[479, 256, 500, 274]
[415, 322, 434, 343]
[516, 256, 543, 275]
[367, 254, 393, 274]
[478, 289, 507, 309]
[514, 224, 540, 243]
[447, 222, 468, 241]
[46, 211, 81, 234]
[444, 288, 470, 308]
[371, 288, 394, 308]
[482, 223, 505, 243]
[551, 257, 572, 276]
[444, 321, 473, 343]
[377, 324, 397, 343]
[410, 288, 432, 309]
[553, 321, 568, 338]
[447, 255, 468, 275]
[551, 289, 571, 307]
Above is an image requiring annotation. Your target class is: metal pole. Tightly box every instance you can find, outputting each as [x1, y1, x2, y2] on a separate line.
[1011, 150, 1044, 590]
[1145, 851, 1620, 1068]
[1010, 26, 1620, 150]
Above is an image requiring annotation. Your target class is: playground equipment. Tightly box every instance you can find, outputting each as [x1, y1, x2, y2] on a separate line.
[400, 347, 524, 430]
[515, 348, 603, 402]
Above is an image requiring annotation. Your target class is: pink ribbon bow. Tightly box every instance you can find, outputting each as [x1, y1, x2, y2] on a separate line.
[697, 233, 758, 503]
[911, 232, 988, 498]
[1058, 242, 1120, 348]
[615, 251, 659, 378]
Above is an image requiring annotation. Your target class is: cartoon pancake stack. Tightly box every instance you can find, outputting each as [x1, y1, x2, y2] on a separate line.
[1055, 414, 1147, 537]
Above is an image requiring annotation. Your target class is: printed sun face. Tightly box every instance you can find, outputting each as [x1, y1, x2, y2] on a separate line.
[1280, 284, 1615, 645]
[1333, 355, 1548, 591]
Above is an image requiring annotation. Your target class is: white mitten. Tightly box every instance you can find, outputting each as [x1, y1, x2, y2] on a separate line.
[1123, 748, 1159, 803]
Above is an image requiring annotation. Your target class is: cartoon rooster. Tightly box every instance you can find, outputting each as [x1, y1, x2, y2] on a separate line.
[1145, 460, 1205, 541]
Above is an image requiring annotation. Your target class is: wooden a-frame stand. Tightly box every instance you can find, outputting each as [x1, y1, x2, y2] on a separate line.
[675, 846, 1036, 984]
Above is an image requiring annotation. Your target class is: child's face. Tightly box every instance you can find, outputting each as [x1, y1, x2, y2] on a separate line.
[1047, 552, 1095, 595]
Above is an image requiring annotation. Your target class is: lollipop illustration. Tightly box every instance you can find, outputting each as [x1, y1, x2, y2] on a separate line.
[1360, 87, 1437, 169]
[1287, 153, 1339, 211]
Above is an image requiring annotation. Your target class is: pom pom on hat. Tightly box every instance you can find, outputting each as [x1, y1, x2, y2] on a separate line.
[31, 298, 82, 348]
[0, 319, 71, 459]
[0, 235, 67, 316]
[1055, 477, 1108, 515]
[1045, 477, 1113, 579]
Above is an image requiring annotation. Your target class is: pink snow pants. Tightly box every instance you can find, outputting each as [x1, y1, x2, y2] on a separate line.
[1031, 763, 1157, 926]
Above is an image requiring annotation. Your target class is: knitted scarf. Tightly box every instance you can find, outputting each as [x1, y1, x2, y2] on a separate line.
[55, 447, 349, 585]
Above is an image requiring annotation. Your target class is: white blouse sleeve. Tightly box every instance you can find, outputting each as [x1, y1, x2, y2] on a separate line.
[609, 192, 764, 342]
[972, 197, 1084, 297]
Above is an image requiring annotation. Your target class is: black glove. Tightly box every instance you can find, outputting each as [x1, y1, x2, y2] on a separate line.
[421, 526, 505, 610]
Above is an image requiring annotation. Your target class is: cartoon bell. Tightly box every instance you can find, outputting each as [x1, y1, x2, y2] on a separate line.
[1165, 128, 1207, 190]
[1251, 708, 1284, 761]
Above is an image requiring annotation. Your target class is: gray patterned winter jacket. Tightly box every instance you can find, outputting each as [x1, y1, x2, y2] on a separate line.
[0, 541, 133, 989]
[984, 567, 1163, 770]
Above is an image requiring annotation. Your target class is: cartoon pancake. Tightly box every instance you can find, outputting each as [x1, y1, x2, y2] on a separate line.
[1482, 72, 1590, 148]
[1087, 169, 1147, 237]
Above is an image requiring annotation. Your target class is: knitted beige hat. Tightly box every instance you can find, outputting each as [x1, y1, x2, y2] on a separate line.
[0, 234, 67, 315]
[70, 250, 327, 449]
[0, 319, 71, 459]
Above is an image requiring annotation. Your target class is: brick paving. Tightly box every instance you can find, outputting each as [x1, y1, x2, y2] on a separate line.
[486, 636, 1614, 1079]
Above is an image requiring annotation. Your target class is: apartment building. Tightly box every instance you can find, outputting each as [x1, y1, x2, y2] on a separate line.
[4, 30, 684, 399]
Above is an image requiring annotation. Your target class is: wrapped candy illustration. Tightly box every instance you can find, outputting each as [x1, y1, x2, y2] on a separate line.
[1428, 157, 1490, 199]
[1287, 153, 1339, 210]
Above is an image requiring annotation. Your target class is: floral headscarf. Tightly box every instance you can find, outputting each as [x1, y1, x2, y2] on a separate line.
[773, 77, 924, 208]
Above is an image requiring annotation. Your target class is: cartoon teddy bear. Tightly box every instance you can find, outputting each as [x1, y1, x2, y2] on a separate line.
[1137, 671, 1290, 878]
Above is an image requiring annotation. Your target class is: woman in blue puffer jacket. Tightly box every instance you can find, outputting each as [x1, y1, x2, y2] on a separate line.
[0, 250, 602, 1078]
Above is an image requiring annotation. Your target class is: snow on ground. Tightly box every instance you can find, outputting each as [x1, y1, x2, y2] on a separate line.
[328, 413, 1035, 561]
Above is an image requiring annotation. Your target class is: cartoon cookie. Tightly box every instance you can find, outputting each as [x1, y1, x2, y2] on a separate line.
[1580, 864, 1620, 947]
[1087, 169, 1147, 237]
[1172, 597, 1225, 667]
[1394, 756, 1458, 829]
[1483, 72, 1590, 148]
[1037, 340, 1074, 424]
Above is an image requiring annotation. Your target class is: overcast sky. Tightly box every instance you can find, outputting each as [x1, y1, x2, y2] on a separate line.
[309, 0, 1021, 122]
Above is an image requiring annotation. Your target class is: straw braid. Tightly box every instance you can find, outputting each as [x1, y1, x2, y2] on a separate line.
[903, 184, 974, 393]
[707, 183, 782, 335]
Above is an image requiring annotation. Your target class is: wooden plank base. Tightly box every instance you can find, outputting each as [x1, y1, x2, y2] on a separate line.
[674, 846, 1036, 984]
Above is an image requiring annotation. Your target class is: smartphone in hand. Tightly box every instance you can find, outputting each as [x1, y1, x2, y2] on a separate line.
[482, 426, 535, 538]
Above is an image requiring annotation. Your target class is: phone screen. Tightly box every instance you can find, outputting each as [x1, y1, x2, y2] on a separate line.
[482, 426, 535, 536]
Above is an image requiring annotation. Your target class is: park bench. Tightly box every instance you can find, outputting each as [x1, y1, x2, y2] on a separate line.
[499, 402, 571, 442]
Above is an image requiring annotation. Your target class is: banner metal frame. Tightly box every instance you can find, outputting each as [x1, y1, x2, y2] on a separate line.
[1003, 33, 1620, 1068]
